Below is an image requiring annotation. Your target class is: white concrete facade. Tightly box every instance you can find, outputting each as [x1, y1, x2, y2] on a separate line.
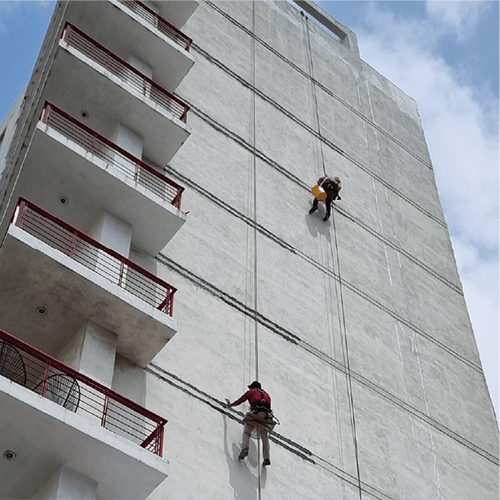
[0, 1, 497, 499]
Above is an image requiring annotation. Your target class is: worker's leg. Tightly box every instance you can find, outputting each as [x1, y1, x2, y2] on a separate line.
[323, 198, 332, 221]
[260, 428, 270, 462]
[309, 197, 319, 214]
[239, 422, 254, 459]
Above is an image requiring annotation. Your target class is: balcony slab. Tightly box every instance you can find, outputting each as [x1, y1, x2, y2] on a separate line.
[0, 226, 177, 366]
[0, 375, 168, 500]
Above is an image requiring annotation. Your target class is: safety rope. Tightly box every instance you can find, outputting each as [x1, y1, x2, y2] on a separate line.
[304, 15, 326, 176]
[331, 210, 363, 500]
[303, 12, 363, 500]
[249, 2, 262, 497]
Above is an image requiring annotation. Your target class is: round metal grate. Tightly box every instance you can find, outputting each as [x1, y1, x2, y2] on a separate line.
[0, 341, 27, 386]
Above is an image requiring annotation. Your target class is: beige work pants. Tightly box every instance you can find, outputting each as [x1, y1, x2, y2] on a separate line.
[241, 410, 271, 460]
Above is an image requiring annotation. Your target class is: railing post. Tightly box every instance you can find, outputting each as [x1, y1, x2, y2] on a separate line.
[90, 134, 97, 155]
[68, 231, 78, 258]
[39, 103, 49, 123]
[158, 424, 164, 457]
[39, 360, 51, 397]
[118, 261, 125, 287]
[172, 190, 182, 210]
[101, 394, 110, 427]
[13, 200, 28, 227]
[62, 23, 71, 43]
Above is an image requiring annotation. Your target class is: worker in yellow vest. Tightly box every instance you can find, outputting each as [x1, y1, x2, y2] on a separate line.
[309, 174, 341, 221]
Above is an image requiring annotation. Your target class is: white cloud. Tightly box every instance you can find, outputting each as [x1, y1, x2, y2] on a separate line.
[353, 2, 499, 416]
[425, 0, 488, 41]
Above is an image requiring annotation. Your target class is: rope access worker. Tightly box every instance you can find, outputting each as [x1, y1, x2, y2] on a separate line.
[227, 381, 275, 467]
[309, 174, 342, 221]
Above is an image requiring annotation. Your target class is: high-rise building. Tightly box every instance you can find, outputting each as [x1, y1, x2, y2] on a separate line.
[0, 1, 497, 499]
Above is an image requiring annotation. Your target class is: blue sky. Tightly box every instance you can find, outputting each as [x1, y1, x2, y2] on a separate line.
[0, 1, 498, 419]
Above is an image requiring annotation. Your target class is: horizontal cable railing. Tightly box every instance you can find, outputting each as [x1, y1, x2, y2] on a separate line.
[118, 0, 192, 52]
[12, 197, 176, 316]
[39, 102, 184, 210]
[61, 22, 189, 122]
[0, 328, 167, 456]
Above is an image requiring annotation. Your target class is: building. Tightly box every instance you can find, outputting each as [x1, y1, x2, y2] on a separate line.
[0, 1, 498, 499]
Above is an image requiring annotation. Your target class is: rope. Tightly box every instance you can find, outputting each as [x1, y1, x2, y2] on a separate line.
[304, 15, 326, 176]
[331, 210, 363, 500]
[249, 2, 262, 496]
[303, 12, 363, 499]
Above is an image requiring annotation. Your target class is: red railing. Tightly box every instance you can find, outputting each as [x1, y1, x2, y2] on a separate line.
[39, 102, 184, 210]
[12, 197, 177, 316]
[0, 328, 166, 456]
[118, 0, 192, 52]
[61, 23, 189, 122]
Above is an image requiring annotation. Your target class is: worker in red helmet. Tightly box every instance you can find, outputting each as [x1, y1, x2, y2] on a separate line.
[309, 174, 341, 221]
[227, 381, 276, 467]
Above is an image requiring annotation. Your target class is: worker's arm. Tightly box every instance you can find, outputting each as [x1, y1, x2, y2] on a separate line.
[227, 390, 250, 408]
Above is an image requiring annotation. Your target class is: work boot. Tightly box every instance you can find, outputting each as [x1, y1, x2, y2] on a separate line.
[308, 207, 317, 214]
[263, 458, 271, 466]
[238, 448, 248, 460]
[323, 215, 329, 222]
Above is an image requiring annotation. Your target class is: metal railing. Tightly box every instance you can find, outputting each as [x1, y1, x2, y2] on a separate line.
[0, 328, 167, 456]
[118, 0, 192, 52]
[39, 102, 184, 210]
[12, 197, 177, 316]
[61, 23, 189, 122]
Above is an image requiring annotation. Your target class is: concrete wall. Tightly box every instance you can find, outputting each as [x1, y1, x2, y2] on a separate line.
[139, 1, 497, 499]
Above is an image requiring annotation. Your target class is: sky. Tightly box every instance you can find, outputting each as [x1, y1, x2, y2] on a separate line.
[0, 1, 498, 420]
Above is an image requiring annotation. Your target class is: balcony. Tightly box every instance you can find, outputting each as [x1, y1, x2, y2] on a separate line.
[0, 198, 178, 366]
[44, 23, 191, 167]
[62, 22, 189, 122]
[17, 102, 186, 254]
[0, 328, 168, 499]
[65, 0, 195, 91]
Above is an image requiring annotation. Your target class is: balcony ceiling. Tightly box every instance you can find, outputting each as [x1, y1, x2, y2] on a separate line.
[0, 376, 168, 500]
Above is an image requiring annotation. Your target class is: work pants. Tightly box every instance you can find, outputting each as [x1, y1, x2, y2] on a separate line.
[241, 411, 270, 460]
[311, 196, 332, 217]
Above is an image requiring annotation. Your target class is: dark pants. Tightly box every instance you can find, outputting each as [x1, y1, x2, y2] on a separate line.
[311, 196, 332, 218]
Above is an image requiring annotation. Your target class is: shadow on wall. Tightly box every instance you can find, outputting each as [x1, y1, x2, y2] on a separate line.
[305, 205, 332, 238]
[223, 415, 267, 499]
